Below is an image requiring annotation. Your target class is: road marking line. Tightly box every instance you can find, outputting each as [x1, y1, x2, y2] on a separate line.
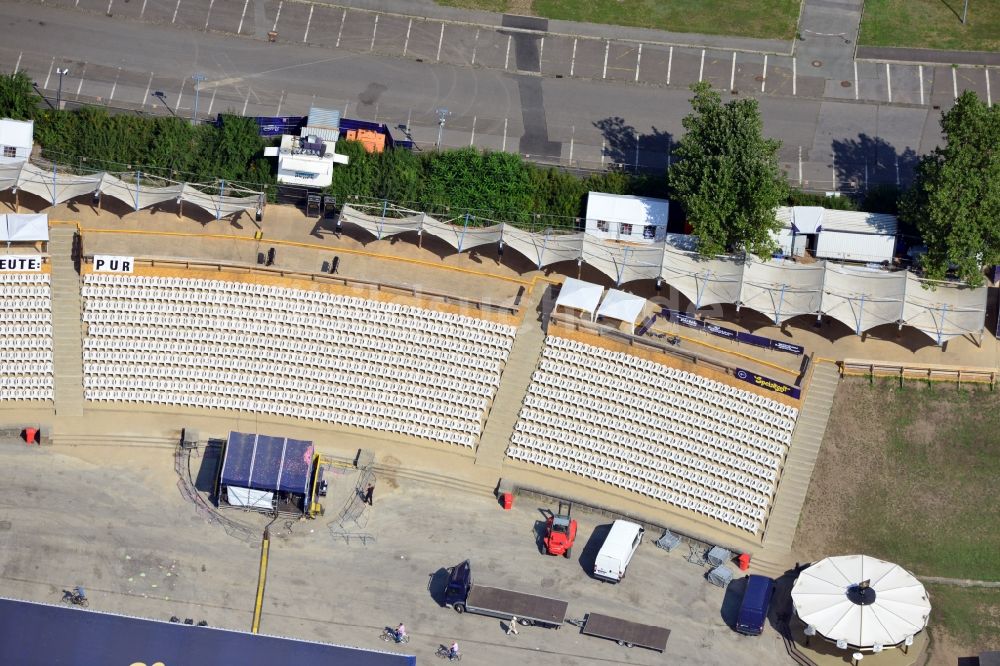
[540, 37, 545, 69]
[569, 125, 575, 163]
[106, 0, 114, 16]
[469, 116, 476, 146]
[699, 49, 705, 82]
[471, 29, 479, 65]
[370, 14, 378, 51]
[44, 58, 54, 89]
[634, 131, 639, 168]
[798, 146, 802, 185]
[667, 46, 673, 85]
[505, 35, 511, 70]
[140, 0, 148, 19]
[918, 65, 924, 105]
[403, 18, 411, 57]
[634, 43, 642, 82]
[760, 54, 767, 93]
[13, 52, 22, 75]
[885, 63, 891, 102]
[853, 60, 858, 100]
[176, 77, 184, 110]
[272, 1, 282, 33]
[171, 0, 181, 24]
[570, 38, 577, 77]
[242, 88, 250, 116]
[792, 57, 796, 95]
[336, 9, 346, 48]
[502, 118, 507, 152]
[75, 63, 87, 97]
[343, 100, 349, 117]
[303, 4, 313, 43]
[952, 66, 957, 99]
[276, 90, 284, 115]
[730, 52, 736, 91]
[602, 41, 609, 79]
[436, 23, 444, 61]
[207, 87, 216, 115]
[237, 0, 248, 34]
[986, 69, 992, 107]
[108, 67, 120, 102]
[204, 0, 214, 30]
[142, 71, 152, 107]
[601, 139, 605, 166]
[75, 0, 80, 6]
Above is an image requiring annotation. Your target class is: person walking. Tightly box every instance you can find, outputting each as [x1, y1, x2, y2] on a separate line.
[363, 483, 374, 506]
[506, 616, 519, 636]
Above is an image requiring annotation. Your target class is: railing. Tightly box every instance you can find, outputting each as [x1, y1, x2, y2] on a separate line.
[840, 358, 998, 387]
[80, 254, 520, 317]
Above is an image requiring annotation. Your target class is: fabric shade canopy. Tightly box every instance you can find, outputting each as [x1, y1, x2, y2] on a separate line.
[597, 289, 646, 326]
[555, 278, 603, 321]
[791, 555, 931, 651]
[0, 214, 47, 242]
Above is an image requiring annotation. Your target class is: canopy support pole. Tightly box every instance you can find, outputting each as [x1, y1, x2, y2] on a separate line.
[134, 171, 141, 212]
[457, 213, 470, 253]
[378, 199, 387, 241]
[856, 294, 866, 336]
[537, 231, 550, 270]
[695, 269, 713, 310]
[774, 284, 787, 325]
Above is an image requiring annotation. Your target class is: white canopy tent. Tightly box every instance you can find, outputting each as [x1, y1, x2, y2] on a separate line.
[0, 213, 48, 242]
[597, 290, 647, 327]
[792, 555, 931, 651]
[555, 278, 603, 321]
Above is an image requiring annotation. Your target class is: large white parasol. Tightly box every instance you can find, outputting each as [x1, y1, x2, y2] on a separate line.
[791, 554, 931, 650]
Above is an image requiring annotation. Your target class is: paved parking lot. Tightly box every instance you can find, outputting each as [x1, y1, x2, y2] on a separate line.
[0, 440, 790, 665]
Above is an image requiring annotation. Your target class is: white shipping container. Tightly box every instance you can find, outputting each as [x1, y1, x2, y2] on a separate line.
[815, 231, 896, 263]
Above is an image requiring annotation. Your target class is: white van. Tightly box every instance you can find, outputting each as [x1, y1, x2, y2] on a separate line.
[593, 520, 644, 583]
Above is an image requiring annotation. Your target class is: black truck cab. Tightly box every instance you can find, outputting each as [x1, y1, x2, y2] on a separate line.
[445, 560, 472, 609]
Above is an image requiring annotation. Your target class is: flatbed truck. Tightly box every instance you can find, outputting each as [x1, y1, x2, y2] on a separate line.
[443, 560, 568, 628]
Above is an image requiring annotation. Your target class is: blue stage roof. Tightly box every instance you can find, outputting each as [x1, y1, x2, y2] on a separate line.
[0, 597, 415, 666]
[220, 431, 315, 495]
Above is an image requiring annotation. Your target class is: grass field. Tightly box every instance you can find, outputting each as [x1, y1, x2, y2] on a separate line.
[434, 0, 801, 40]
[860, 0, 1000, 51]
[794, 379, 1000, 653]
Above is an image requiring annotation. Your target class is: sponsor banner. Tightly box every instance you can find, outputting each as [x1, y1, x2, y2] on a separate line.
[735, 331, 771, 349]
[735, 368, 802, 399]
[676, 313, 702, 329]
[770, 340, 805, 356]
[0, 255, 43, 271]
[93, 255, 135, 273]
[251, 116, 306, 137]
[704, 322, 737, 339]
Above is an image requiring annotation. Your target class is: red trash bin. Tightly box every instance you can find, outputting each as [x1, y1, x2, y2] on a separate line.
[501, 492, 513, 510]
[24, 427, 38, 445]
[737, 553, 751, 571]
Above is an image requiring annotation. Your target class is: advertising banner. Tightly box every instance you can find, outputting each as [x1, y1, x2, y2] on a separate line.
[0, 255, 42, 271]
[734, 368, 802, 399]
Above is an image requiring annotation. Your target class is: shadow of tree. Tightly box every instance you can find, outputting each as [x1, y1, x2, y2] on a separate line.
[831, 133, 919, 191]
[592, 116, 673, 172]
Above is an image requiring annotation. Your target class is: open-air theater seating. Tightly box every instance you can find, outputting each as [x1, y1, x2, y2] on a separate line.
[0, 273, 54, 401]
[506, 336, 799, 534]
[81, 274, 516, 448]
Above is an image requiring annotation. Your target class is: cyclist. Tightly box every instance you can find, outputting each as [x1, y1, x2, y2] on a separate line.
[395, 623, 407, 643]
[449, 641, 460, 660]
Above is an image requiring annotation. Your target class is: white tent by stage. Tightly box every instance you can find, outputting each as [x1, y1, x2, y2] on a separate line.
[555, 277, 603, 321]
[597, 289, 646, 327]
[0, 213, 47, 242]
[792, 554, 931, 651]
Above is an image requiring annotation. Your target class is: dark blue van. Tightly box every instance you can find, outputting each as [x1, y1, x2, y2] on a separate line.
[736, 575, 775, 635]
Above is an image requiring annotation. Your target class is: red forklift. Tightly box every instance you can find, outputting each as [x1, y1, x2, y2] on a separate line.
[543, 502, 578, 558]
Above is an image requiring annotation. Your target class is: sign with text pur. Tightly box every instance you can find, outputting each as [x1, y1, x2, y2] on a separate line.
[93, 255, 135, 273]
[0, 255, 43, 271]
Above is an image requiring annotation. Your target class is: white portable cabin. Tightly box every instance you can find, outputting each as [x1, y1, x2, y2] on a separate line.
[585, 192, 669, 243]
[0, 119, 33, 164]
[593, 520, 644, 583]
[773, 206, 898, 263]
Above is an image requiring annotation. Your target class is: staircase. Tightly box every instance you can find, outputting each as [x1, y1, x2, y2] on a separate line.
[760, 362, 840, 554]
[47, 228, 85, 418]
[473, 282, 550, 471]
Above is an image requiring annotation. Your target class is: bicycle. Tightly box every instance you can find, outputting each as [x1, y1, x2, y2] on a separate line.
[61, 586, 89, 608]
[380, 628, 411, 644]
[435, 645, 462, 661]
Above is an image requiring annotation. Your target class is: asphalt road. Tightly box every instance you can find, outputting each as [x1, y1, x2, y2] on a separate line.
[4, 1, 989, 191]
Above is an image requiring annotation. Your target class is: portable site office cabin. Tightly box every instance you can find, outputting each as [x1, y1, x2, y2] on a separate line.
[773, 207, 898, 264]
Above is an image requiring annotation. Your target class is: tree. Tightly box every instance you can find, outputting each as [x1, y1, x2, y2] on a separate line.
[900, 91, 1000, 286]
[669, 82, 787, 256]
[0, 72, 40, 121]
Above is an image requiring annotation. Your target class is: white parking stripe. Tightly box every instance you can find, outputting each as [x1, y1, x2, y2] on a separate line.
[142, 71, 152, 108]
[952, 66, 958, 99]
[75, 63, 87, 97]
[792, 57, 796, 95]
[886, 63, 891, 103]
[171, 0, 181, 24]
[13, 52, 22, 75]
[505, 35, 511, 70]
[699, 49, 705, 83]
[798, 146, 802, 185]
[276, 90, 284, 115]
[44, 58, 54, 89]
[403, 18, 412, 57]
[760, 55, 767, 93]
[569, 126, 575, 163]
[502, 118, 507, 152]
[853, 61, 859, 100]
[108, 67, 120, 102]
[140, 0, 148, 19]
[272, 1, 282, 33]
[471, 29, 479, 65]
[242, 88, 250, 116]
[303, 4, 313, 43]
[106, 0, 114, 17]
[918, 65, 924, 105]
[237, 0, 248, 34]
[176, 78, 184, 110]
[634, 43, 642, 82]
[570, 38, 577, 77]
[436, 24, 444, 62]
[370, 14, 378, 52]
[667, 46, 673, 85]
[469, 116, 476, 146]
[602, 41, 609, 79]
[540, 37, 545, 68]
[986, 69, 992, 107]
[204, 0, 215, 30]
[730, 52, 736, 91]
[336, 9, 346, 48]
[207, 87, 216, 115]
